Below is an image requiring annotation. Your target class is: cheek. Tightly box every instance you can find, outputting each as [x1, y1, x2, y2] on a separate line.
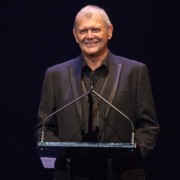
[74, 33, 82, 43]
[78, 37, 85, 44]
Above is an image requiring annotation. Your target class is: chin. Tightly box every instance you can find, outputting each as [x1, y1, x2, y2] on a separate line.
[84, 49, 99, 55]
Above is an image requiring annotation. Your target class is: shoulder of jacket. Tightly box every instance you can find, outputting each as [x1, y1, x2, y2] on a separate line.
[47, 56, 81, 72]
[111, 53, 146, 68]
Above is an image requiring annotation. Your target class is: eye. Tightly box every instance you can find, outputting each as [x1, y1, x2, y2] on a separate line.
[79, 29, 88, 34]
[92, 28, 100, 33]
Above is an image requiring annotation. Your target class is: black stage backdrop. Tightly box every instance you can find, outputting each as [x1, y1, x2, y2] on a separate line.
[1, 1, 179, 180]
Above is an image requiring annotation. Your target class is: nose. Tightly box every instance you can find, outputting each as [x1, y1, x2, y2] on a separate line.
[87, 30, 94, 39]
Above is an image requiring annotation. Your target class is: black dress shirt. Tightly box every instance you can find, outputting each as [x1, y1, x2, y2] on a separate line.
[81, 55, 109, 141]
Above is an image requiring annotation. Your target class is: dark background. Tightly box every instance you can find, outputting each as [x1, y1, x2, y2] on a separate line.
[1, 0, 179, 179]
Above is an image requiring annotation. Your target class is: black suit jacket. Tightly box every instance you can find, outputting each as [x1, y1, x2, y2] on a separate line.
[35, 52, 159, 158]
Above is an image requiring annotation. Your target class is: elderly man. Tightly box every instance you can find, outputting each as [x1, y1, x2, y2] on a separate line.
[35, 5, 159, 180]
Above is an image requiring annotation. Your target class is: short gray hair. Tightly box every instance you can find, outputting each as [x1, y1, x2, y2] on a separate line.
[74, 5, 112, 28]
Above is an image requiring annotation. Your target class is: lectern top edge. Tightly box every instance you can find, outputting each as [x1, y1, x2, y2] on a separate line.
[37, 142, 136, 149]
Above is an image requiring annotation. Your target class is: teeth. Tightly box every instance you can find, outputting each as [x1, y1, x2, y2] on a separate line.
[86, 42, 97, 44]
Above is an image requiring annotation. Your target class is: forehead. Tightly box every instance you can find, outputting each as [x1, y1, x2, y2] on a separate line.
[76, 14, 106, 29]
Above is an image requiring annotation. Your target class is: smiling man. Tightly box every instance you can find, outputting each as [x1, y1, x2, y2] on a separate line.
[73, 8, 113, 70]
[35, 5, 160, 180]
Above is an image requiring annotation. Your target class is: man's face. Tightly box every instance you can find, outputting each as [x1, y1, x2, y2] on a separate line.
[73, 14, 113, 58]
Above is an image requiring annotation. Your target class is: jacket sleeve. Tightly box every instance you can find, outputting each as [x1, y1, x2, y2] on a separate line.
[34, 68, 60, 142]
[134, 64, 160, 158]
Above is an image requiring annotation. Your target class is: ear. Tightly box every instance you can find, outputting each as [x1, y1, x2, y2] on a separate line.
[73, 29, 79, 43]
[107, 25, 113, 40]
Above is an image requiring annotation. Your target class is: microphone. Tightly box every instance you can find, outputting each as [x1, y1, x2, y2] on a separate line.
[89, 72, 97, 90]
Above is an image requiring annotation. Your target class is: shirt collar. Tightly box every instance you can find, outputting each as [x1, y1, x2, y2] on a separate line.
[81, 52, 109, 71]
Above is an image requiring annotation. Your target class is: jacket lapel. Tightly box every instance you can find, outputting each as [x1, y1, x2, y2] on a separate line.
[105, 54, 123, 118]
[68, 56, 83, 120]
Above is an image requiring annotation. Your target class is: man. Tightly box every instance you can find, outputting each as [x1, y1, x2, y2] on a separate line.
[35, 5, 160, 180]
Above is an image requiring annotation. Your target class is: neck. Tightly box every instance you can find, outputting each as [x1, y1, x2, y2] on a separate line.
[83, 50, 108, 71]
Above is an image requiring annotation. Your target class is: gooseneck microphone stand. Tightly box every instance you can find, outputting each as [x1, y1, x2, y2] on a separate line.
[40, 74, 135, 145]
[81, 74, 99, 142]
